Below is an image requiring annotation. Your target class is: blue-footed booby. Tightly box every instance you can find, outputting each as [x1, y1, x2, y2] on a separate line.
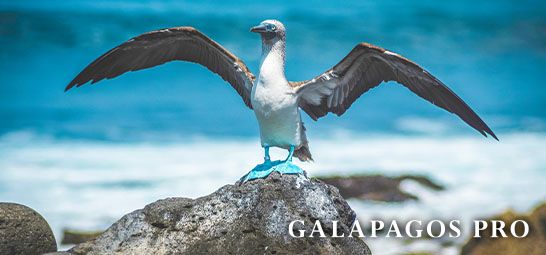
[66, 19, 497, 181]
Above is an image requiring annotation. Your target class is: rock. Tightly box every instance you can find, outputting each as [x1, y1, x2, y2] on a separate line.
[318, 174, 444, 202]
[61, 229, 103, 245]
[0, 202, 57, 255]
[66, 173, 371, 255]
[461, 201, 546, 255]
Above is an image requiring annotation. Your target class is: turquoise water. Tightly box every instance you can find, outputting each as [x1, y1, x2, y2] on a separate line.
[1, 1, 545, 253]
[1, 0, 545, 140]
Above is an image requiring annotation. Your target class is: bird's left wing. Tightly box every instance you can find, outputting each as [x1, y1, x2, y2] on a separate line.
[66, 27, 256, 108]
[291, 43, 497, 139]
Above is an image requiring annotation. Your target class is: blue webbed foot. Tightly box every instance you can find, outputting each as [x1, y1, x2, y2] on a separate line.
[272, 160, 304, 175]
[239, 145, 305, 183]
[240, 160, 277, 182]
[240, 160, 305, 183]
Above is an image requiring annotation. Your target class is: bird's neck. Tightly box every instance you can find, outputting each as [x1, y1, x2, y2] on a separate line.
[258, 38, 286, 85]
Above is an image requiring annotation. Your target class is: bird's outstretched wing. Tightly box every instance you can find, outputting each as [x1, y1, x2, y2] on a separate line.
[292, 43, 497, 139]
[66, 27, 256, 108]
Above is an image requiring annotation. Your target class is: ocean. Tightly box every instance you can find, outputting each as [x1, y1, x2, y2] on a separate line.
[1, 0, 545, 254]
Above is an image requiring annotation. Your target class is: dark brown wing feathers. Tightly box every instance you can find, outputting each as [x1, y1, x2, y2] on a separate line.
[294, 43, 497, 140]
[66, 27, 255, 108]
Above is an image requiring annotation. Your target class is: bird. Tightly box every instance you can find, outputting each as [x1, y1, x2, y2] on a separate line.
[66, 19, 497, 181]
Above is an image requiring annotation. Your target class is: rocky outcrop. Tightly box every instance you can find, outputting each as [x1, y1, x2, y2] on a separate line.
[461, 201, 546, 255]
[65, 173, 371, 255]
[0, 202, 57, 255]
[319, 174, 444, 202]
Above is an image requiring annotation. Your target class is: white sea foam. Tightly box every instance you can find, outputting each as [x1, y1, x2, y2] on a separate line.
[0, 131, 545, 253]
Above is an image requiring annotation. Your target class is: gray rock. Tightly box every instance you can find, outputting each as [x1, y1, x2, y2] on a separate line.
[0, 202, 57, 255]
[68, 173, 371, 255]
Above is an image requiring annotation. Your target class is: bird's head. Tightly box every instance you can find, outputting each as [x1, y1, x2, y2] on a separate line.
[250, 19, 285, 41]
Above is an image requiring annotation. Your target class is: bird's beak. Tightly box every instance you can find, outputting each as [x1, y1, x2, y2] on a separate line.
[250, 24, 267, 33]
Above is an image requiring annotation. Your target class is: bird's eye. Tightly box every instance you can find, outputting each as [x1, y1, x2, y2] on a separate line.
[267, 24, 276, 31]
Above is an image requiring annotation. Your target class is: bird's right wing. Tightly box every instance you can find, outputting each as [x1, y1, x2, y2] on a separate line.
[66, 27, 256, 108]
[292, 43, 497, 139]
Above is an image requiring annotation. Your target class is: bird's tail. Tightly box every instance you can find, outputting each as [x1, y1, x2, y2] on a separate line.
[294, 143, 313, 162]
[294, 122, 313, 162]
